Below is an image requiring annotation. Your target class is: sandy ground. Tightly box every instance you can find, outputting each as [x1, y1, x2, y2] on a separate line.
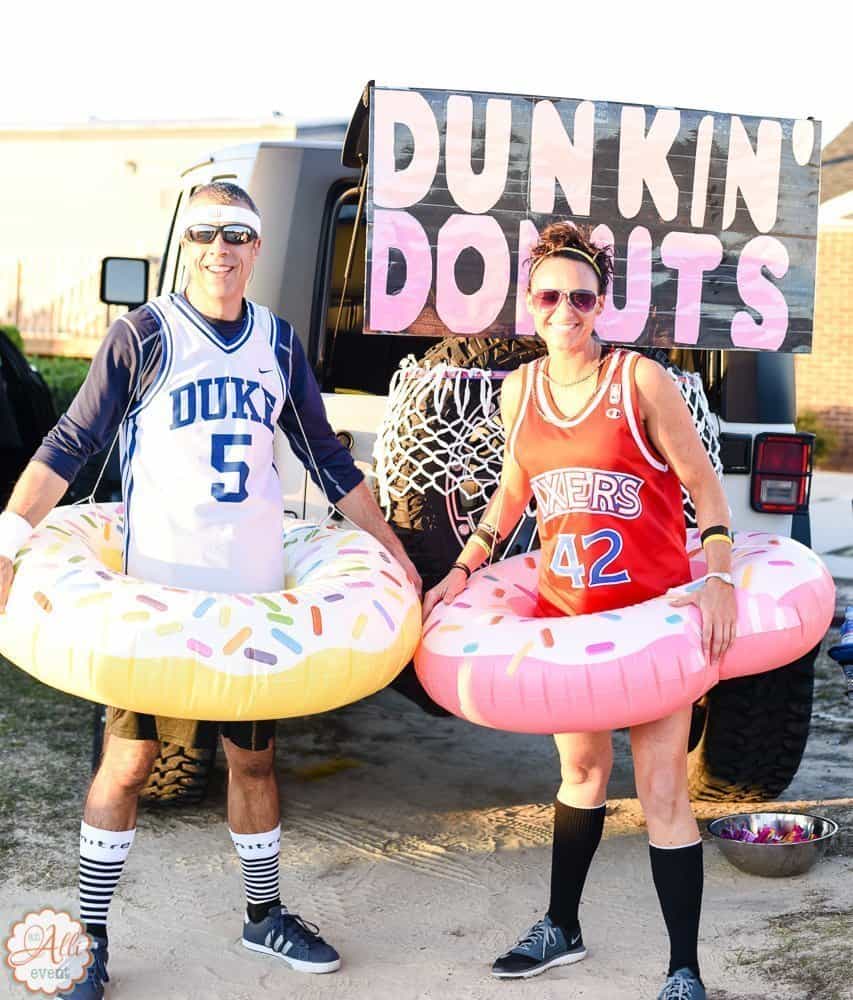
[3, 628, 853, 1000]
[2, 475, 852, 999]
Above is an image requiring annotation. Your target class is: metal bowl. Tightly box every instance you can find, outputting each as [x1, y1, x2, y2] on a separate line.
[708, 812, 838, 878]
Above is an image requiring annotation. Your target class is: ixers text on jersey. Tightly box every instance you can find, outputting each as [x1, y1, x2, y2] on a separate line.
[530, 467, 645, 523]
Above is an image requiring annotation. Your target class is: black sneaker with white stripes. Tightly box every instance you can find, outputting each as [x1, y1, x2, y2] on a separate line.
[491, 915, 587, 979]
[242, 905, 340, 974]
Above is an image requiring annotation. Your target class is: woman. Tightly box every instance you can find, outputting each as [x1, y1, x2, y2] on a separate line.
[422, 222, 736, 1000]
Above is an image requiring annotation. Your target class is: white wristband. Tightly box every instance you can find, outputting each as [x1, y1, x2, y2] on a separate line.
[0, 511, 32, 562]
[667, 570, 734, 597]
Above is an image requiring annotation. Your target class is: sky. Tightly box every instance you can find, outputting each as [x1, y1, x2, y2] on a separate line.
[4, 0, 848, 146]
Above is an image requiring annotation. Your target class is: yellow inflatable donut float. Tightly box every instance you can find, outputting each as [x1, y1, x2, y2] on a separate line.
[0, 503, 421, 719]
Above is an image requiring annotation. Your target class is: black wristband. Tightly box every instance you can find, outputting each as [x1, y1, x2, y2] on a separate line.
[700, 524, 733, 545]
[451, 562, 472, 579]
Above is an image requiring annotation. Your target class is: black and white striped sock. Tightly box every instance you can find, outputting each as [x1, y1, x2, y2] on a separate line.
[78, 821, 135, 943]
[230, 824, 281, 924]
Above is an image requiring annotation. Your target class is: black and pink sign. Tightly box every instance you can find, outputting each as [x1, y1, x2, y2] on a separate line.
[365, 86, 821, 351]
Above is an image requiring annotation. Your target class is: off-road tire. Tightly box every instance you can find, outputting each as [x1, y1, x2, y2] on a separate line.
[140, 743, 216, 806]
[687, 646, 818, 801]
[90, 705, 216, 807]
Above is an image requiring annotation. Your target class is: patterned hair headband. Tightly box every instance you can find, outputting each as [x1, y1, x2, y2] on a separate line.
[528, 246, 602, 281]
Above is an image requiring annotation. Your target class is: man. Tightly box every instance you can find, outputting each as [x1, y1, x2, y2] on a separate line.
[0, 182, 421, 998]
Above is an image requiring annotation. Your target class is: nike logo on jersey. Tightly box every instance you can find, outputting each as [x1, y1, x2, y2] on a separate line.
[530, 467, 644, 522]
[259, 368, 273, 374]
[170, 376, 277, 432]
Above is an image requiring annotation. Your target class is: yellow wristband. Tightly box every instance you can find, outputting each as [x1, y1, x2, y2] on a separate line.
[702, 533, 733, 548]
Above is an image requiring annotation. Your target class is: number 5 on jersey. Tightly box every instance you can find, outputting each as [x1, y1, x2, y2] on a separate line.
[211, 433, 251, 503]
[551, 529, 632, 589]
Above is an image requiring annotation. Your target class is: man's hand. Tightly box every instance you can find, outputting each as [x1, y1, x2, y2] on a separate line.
[386, 544, 422, 598]
[0, 556, 13, 613]
[356, 522, 422, 597]
[334, 480, 422, 597]
[0, 464, 69, 613]
[669, 577, 737, 662]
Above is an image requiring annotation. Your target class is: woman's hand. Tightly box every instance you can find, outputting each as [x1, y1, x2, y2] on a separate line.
[669, 577, 738, 663]
[422, 567, 469, 622]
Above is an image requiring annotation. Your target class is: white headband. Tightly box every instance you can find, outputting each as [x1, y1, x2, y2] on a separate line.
[179, 203, 262, 237]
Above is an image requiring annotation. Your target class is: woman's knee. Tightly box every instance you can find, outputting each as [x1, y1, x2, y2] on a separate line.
[635, 762, 689, 823]
[555, 739, 613, 800]
[558, 756, 611, 790]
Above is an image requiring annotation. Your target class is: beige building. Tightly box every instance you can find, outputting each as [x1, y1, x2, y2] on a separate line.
[0, 117, 344, 353]
[795, 123, 853, 469]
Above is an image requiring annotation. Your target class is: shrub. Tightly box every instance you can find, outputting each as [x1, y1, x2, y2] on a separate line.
[1, 327, 91, 414]
[28, 356, 91, 415]
[0, 324, 23, 351]
[797, 410, 840, 466]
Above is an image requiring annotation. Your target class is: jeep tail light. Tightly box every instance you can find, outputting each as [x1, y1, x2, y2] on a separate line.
[750, 433, 813, 514]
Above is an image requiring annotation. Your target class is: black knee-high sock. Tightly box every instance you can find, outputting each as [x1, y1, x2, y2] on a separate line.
[546, 800, 606, 936]
[649, 840, 703, 979]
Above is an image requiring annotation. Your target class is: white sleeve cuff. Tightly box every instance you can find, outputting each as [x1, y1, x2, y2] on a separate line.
[0, 511, 33, 562]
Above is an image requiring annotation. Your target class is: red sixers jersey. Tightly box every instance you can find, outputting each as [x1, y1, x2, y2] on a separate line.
[508, 349, 689, 617]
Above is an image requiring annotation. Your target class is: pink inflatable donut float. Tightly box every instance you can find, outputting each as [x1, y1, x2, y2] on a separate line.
[414, 530, 835, 734]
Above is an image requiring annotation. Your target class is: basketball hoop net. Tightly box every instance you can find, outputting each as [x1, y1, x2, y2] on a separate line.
[374, 353, 722, 536]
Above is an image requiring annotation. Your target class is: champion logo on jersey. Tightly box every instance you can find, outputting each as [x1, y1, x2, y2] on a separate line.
[606, 407, 622, 419]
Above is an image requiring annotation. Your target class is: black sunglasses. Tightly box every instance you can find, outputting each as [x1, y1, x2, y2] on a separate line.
[184, 224, 258, 245]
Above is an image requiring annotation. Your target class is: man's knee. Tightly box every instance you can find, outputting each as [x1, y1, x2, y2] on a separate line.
[97, 736, 159, 793]
[223, 738, 275, 782]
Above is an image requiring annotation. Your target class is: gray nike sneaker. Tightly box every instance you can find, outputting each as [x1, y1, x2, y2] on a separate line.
[491, 915, 587, 979]
[657, 967, 707, 999]
[242, 905, 340, 974]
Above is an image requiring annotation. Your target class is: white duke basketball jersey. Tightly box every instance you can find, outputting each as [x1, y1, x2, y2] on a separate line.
[119, 294, 286, 593]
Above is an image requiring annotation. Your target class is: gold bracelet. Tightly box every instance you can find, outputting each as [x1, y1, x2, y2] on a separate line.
[474, 526, 499, 548]
[470, 535, 492, 556]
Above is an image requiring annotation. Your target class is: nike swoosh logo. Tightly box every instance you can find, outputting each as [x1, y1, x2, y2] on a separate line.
[259, 368, 273, 374]
[570, 933, 581, 946]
